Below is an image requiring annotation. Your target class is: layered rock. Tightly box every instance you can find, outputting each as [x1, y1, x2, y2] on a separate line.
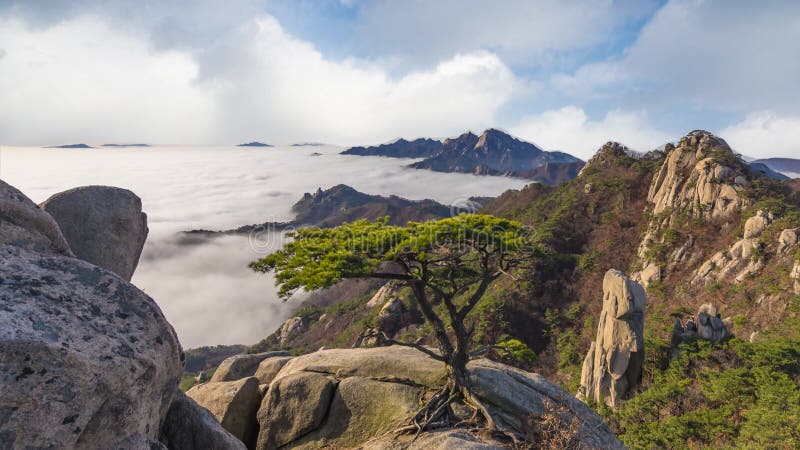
[211, 351, 290, 382]
[186, 377, 262, 448]
[0, 244, 182, 448]
[693, 210, 773, 284]
[579, 270, 646, 409]
[0, 179, 72, 256]
[40, 185, 148, 281]
[160, 392, 247, 450]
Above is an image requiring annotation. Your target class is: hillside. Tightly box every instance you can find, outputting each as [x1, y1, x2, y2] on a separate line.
[248, 130, 800, 448]
[753, 157, 800, 177]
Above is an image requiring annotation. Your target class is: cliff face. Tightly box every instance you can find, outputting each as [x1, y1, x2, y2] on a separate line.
[341, 137, 442, 158]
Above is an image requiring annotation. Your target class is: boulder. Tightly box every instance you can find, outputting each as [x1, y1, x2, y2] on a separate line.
[185, 377, 262, 448]
[159, 392, 247, 450]
[0, 245, 182, 449]
[743, 210, 773, 239]
[792, 261, 800, 295]
[366, 282, 398, 308]
[40, 185, 148, 281]
[211, 351, 290, 382]
[377, 297, 404, 335]
[275, 345, 448, 387]
[256, 346, 624, 449]
[696, 304, 730, 342]
[256, 372, 336, 450]
[778, 228, 798, 254]
[0, 179, 72, 255]
[288, 376, 421, 448]
[578, 269, 646, 409]
[671, 304, 730, 352]
[638, 263, 661, 288]
[253, 356, 293, 385]
[278, 317, 304, 345]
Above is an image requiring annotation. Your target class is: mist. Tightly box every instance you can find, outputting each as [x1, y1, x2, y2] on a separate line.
[0, 145, 527, 347]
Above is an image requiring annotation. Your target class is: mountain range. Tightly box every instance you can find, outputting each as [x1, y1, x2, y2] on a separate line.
[343, 128, 585, 185]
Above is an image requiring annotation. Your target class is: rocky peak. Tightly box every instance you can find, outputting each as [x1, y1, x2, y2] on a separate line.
[578, 141, 637, 177]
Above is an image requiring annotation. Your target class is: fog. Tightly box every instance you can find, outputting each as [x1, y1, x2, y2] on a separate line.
[0, 145, 527, 347]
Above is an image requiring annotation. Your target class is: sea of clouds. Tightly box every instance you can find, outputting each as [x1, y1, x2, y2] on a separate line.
[0, 145, 527, 347]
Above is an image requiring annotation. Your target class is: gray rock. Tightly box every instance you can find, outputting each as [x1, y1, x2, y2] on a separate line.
[256, 372, 336, 450]
[253, 356, 293, 385]
[278, 317, 304, 345]
[185, 377, 262, 448]
[0, 179, 72, 255]
[793, 261, 800, 295]
[0, 245, 182, 449]
[211, 351, 290, 382]
[696, 304, 729, 342]
[362, 430, 505, 449]
[579, 269, 646, 409]
[159, 392, 247, 450]
[256, 346, 624, 449]
[40, 185, 148, 281]
[778, 228, 798, 254]
[743, 210, 773, 239]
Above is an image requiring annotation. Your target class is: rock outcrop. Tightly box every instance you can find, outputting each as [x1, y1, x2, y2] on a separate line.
[671, 304, 730, 350]
[40, 185, 148, 281]
[637, 131, 753, 269]
[778, 228, 798, 254]
[792, 260, 800, 295]
[579, 270, 646, 409]
[0, 179, 72, 256]
[693, 210, 773, 284]
[0, 245, 182, 448]
[160, 392, 247, 450]
[186, 377, 262, 448]
[278, 317, 305, 346]
[250, 346, 624, 450]
[211, 351, 291, 382]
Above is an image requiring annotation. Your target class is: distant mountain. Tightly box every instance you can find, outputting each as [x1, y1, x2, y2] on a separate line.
[185, 184, 471, 235]
[341, 138, 442, 158]
[238, 142, 272, 147]
[409, 129, 583, 184]
[101, 143, 150, 147]
[291, 142, 324, 147]
[752, 157, 800, 178]
[44, 144, 92, 149]
[747, 162, 789, 180]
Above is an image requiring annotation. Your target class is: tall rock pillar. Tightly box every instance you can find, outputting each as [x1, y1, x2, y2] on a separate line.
[579, 269, 646, 408]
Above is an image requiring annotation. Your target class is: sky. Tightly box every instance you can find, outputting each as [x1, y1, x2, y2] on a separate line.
[0, 0, 798, 159]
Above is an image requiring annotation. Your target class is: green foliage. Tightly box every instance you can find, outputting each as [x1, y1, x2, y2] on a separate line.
[543, 307, 561, 337]
[578, 249, 601, 273]
[250, 214, 537, 299]
[615, 338, 800, 449]
[556, 330, 583, 392]
[497, 338, 537, 364]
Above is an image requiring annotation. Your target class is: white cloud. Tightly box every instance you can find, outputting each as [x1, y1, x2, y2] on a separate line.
[354, 0, 659, 67]
[196, 16, 517, 145]
[553, 0, 800, 112]
[511, 106, 672, 159]
[0, 16, 215, 145]
[0, 14, 517, 146]
[719, 112, 800, 159]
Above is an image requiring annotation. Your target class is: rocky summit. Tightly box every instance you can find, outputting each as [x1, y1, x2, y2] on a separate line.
[410, 129, 583, 184]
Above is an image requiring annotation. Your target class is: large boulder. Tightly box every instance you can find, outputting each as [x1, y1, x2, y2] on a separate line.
[0, 245, 182, 448]
[255, 346, 624, 450]
[362, 430, 505, 449]
[278, 317, 304, 345]
[186, 377, 262, 448]
[792, 261, 800, 295]
[253, 356, 293, 385]
[579, 269, 646, 409]
[256, 372, 336, 450]
[778, 228, 798, 254]
[211, 351, 291, 382]
[40, 185, 148, 281]
[671, 304, 730, 352]
[159, 392, 247, 450]
[0, 179, 72, 255]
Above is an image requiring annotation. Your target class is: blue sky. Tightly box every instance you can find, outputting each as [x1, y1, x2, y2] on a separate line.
[0, 0, 797, 158]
